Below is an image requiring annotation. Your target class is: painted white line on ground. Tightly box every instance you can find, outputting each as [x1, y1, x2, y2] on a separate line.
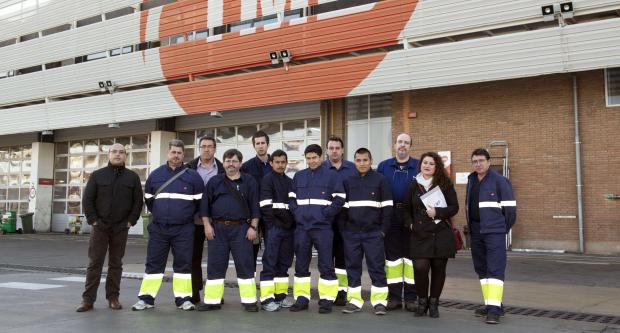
[49, 276, 105, 283]
[0, 282, 65, 290]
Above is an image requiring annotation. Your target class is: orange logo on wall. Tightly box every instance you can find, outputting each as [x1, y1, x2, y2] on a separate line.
[142, 0, 418, 114]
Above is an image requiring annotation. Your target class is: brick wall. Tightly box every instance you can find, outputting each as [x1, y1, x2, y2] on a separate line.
[389, 70, 620, 254]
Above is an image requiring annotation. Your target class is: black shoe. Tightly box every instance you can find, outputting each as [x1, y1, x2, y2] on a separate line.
[405, 300, 417, 312]
[289, 302, 309, 312]
[475, 306, 505, 317]
[414, 298, 428, 317]
[428, 298, 439, 318]
[334, 290, 347, 306]
[386, 299, 402, 311]
[196, 303, 221, 311]
[244, 303, 259, 312]
[374, 304, 388, 315]
[485, 312, 501, 324]
[318, 304, 332, 314]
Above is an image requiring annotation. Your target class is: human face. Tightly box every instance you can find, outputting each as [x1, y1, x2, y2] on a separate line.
[253, 136, 269, 157]
[270, 155, 288, 174]
[305, 152, 322, 170]
[471, 155, 491, 176]
[394, 133, 412, 160]
[420, 156, 436, 179]
[327, 140, 344, 163]
[354, 152, 372, 176]
[223, 155, 241, 176]
[108, 143, 127, 166]
[167, 146, 184, 168]
[198, 139, 215, 162]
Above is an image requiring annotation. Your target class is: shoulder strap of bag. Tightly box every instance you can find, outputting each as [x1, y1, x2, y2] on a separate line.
[222, 176, 251, 220]
[154, 168, 188, 198]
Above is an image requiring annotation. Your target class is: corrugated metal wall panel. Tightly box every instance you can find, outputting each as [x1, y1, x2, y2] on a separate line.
[0, 49, 164, 105]
[401, 0, 620, 42]
[53, 119, 156, 142]
[350, 17, 620, 96]
[0, 0, 140, 42]
[175, 101, 321, 130]
[1, 11, 142, 71]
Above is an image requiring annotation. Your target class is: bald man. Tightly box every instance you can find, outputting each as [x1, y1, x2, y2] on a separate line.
[77, 143, 144, 312]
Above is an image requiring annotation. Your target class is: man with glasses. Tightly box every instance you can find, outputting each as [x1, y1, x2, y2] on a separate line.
[322, 136, 357, 306]
[186, 136, 225, 304]
[466, 148, 516, 324]
[376, 133, 419, 311]
[77, 143, 144, 312]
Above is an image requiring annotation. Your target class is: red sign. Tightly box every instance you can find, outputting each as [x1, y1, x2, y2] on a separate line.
[38, 178, 54, 185]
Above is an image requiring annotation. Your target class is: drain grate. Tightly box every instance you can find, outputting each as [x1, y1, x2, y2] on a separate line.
[440, 299, 620, 325]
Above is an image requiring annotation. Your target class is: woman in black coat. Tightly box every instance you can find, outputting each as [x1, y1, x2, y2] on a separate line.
[403, 152, 459, 318]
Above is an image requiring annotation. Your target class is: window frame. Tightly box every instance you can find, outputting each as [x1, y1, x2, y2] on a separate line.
[605, 68, 620, 107]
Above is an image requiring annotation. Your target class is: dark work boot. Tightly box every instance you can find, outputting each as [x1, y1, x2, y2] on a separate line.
[428, 298, 439, 318]
[414, 297, 428, 317]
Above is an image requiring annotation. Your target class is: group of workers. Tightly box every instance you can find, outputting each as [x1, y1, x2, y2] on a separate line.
[76, 130, 516, 325]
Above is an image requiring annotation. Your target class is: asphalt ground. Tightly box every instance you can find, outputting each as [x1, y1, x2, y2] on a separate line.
[1, 233, 619, 333]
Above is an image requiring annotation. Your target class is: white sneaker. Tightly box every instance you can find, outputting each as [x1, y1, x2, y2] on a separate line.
[262, 301, 280, 312]
[278, 298, 295, 308]
[178, 301, 196, 311]
[132, 300, 154, 311]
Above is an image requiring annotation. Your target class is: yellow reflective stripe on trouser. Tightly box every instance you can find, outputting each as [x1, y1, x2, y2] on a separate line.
[480, 279, 489, 305]
[335, 268, 348, 291]
[385, 259, 403, 284]
[293, 276, 311, 300]
[485, 278, 504, 307]
[138, 273, 164, 298]
[238, 277, 257, 304]
[347, 286, 363, 308]
[172, 273, 192, 298]
[204, 279, 225, 304]
[318, 278, 338, 301]
[274, 277, 289, 295]
[370, 285, 388, 307]
[260, 280, 275, 302]
[404, 258, 415, 285]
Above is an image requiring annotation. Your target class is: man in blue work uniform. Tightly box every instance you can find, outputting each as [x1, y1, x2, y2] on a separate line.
[288, 144, 345, 314]
[322, 136, 357, 306]
[466, 148, 516, 325]
[198, 149, 260, 312]
[340, 148, 392, 315]
[241, 130, 273, 266]
[377, 133, 418, 311]
[186, 136, 225, 304]
[258, 150, 296, 312]
[132, 139, 204, 312]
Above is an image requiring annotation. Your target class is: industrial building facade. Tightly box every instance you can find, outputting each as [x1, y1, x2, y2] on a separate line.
[0, 0, 619, 254]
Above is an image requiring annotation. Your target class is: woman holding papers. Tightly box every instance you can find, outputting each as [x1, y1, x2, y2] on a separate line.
[403, 152, 459, 318]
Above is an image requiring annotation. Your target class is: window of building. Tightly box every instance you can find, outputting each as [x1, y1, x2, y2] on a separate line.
[606, 68, 620, 107]
[19, 32, 39, 42]
[346, 94, 392, 164]
[0, 145, 32, 214]
[52, 135, 150, 216]
[42, 24, 72, 37]
[105, 7, 135, 20]
[194, 29, 209, 40]
[17, 65, 42, 75]
[85, 51, 107, 62]
[76, 15, 103, 28]
[170, 34, 185, 45]
[0, 38, 16, 48]
[178, 119, 320, 177]
[140, 0, 176, 11]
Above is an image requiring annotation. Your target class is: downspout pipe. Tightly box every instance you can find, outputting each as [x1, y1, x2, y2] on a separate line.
[573, 75, 585, 254]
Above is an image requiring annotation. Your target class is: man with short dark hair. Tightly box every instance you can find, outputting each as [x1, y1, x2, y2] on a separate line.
[322, 136, 357, 305]
[132, 139, 204, 312]
[199, 149, 260, 312]
[186, 136, 225, 304]
[241, 130, 273, 265]
[377, 133, 419, 311]
[340, 148, 392, 315]
[466, 148, 516, 324]
[77, 143, 143, 312]
[258, 150, 296, 311]
[288, 144, 345, 314]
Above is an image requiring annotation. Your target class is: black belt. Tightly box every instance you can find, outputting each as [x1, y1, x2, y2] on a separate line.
[213, 220, 246, 225]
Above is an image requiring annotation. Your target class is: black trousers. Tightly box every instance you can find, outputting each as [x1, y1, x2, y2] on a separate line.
[191, 224, 206, 302]
[82, 225, 129, 304]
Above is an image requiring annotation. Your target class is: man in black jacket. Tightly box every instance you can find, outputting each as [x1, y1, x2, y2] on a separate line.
[77, 143, 143, 312]
[186, 136, 225, 304]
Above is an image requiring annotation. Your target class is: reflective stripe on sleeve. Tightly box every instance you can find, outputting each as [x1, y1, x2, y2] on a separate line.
[288, 192, 297, 198]
[479, 201, 501, 208]
[259, 199, 273, 207]
[272, 203, 289, 209]
[296, 199, 331, 206]
[500, 200, 516, 207]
